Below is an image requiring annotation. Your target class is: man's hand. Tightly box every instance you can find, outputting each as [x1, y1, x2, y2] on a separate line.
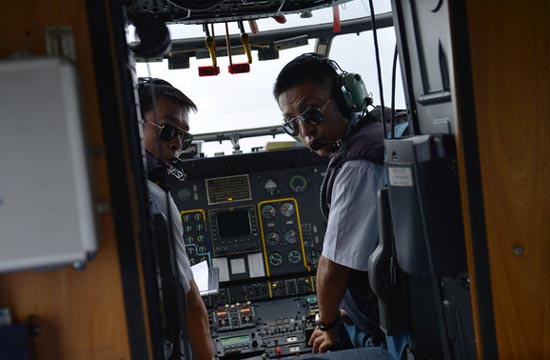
[308, 326, 338, 353]
[186, 280, 215, 360]
[310, 256, 350, 353]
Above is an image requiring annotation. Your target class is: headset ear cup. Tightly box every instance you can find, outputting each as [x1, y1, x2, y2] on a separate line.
[319, 56, 372, 117]
[341, 73, 371, 112]
[332, 72, 353, 118]
[340, 72, 356, 112]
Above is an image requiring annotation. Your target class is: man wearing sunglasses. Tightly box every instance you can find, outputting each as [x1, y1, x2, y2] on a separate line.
[274, 54, 386, 354]
[138, 78, 214, 360]
[140, 78, 195, 164]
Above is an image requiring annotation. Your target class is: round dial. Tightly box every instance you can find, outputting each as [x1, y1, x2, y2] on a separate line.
[184, 236, 194, 244]
[197, 245, 207, 254]
[193, 213, 202, 221]
[287, 250, 302, 264]
[266, 232, 280, 246]
[186, 246, 196, 255]
[261, 204, 276, 219]
[199, 256, 208, 263]
[307, 249, 322, 265]
[189, 258, 197, 266]
[289, 174, 308, 193]
[175, 186, 192, 202]
[268, 252, 284, 266]
[197, 235, 205, 243]
[284, 229, 299, 244]
[263, 178, 279, 195]
[280, 202, 295, 218]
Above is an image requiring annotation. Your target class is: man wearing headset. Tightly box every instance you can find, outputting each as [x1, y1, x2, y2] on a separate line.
[139, 78, 214, 360]
[274, 54, 386, 354]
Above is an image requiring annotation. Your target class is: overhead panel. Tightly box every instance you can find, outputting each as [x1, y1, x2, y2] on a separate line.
[128, 0, 353, 24]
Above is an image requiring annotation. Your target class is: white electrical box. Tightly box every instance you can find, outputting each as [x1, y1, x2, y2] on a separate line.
[0, 57, 97, 273]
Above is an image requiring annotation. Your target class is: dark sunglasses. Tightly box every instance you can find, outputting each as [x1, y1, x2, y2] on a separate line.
[281, 100, 331, 136]
[148, 122, 194, 149]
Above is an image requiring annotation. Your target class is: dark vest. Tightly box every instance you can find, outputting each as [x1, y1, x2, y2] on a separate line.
[321, 115, 385, 219]
[146, 150, 186, 191]
[146, 150, 170, 190]
[320, 114, 386, 342]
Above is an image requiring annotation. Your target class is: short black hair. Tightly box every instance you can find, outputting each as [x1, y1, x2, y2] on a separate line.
[138, 77, 197, 117]
[273, 53, 338, 101]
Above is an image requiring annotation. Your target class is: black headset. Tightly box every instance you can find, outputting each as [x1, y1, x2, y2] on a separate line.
[138, 77, 174, 93]
[129, 14, 171, 59]
[299, 53, 373, 118]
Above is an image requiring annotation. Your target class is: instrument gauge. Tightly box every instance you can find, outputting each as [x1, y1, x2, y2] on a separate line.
[280, 202, 295, 218]
[284, 229, 299, 244]
[175, 186, 192, 202]
[263, 178, 280, 195]
[307, 249, 322, 265]
[268, 252, 284, 267]
[289, 174, 308, 193]
[261, 204, 276, 219]
[266, 232, 280, 246]
[287, 250, 302, 264]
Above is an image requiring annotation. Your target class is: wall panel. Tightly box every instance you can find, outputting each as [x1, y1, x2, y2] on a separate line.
[464, 1, 550, 358]
[1, 1, 131, 358]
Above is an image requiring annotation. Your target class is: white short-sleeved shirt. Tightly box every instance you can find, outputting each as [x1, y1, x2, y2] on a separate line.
[322, 159, 385, 271]
[148, 180, 194, 294]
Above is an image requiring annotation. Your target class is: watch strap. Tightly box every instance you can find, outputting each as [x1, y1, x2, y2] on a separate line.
[315, 312, 341, 331]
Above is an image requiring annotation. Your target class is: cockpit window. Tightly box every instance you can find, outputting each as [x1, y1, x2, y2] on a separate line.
[134, 0, 404, 156]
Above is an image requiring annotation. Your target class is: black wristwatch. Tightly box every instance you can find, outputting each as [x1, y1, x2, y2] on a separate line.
[315, 313, 341, 331]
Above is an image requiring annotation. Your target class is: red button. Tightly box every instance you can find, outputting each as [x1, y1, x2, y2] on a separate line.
[275, 346, 282, 355]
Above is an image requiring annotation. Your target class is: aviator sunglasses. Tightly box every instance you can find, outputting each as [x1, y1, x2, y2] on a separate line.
[282, 100, 331, 136]
[148, 121, 194, 150]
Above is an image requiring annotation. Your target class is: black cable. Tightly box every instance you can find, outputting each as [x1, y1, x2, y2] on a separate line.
[367, 0, 386, 139]
[151, 78, 181, 356]
[146, 72, 191, 360]
[391, 45, 398, 139]
[147, 77, 174, 237]
[319, 172, 329, 222]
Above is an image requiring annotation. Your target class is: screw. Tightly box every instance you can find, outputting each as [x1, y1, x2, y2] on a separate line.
[96, 202, 111, 213]
[73, 261, 85, 270]
[513, 245, 524, 256]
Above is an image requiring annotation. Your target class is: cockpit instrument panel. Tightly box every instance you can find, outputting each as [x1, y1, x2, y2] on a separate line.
[171, 148, 327, 298]
[170, 148, 327, 359]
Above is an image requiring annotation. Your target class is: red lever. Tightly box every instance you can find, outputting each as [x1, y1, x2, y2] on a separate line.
[198, 66, 220, 76]
[228, 63, 250, 74]
[333, 5, 341, 33]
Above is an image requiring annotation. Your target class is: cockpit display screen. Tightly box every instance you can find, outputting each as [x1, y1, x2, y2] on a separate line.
[221, 335, 250, 347]
[217, 210, 251, 238]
